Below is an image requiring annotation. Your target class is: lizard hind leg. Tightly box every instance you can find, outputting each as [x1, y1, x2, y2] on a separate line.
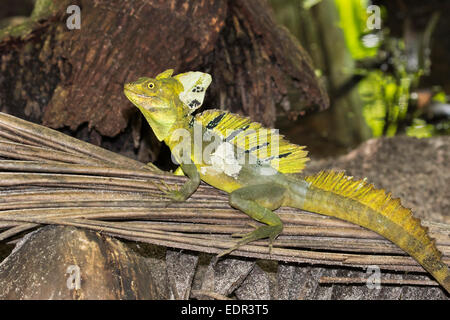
[218, 184, 287, 258]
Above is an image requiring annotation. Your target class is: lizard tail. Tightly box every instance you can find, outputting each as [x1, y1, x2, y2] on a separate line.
[290, 170, 450, 293]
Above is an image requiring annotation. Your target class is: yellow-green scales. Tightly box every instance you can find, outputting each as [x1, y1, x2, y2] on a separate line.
[124, 69, 450, 292]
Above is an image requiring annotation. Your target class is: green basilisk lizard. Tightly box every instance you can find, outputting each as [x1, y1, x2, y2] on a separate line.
[124, 69, 450, 292]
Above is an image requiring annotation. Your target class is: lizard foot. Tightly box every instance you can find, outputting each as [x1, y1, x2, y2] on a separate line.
[217, 224, 282, 258]
[151, 180, 186, 204]
[230, 222, 260, 238]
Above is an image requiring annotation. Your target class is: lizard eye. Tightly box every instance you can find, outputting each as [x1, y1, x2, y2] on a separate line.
[147, 82, 155, 89]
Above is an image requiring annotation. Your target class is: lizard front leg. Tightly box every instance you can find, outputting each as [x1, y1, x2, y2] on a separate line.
[154, 163, 200, 202]
[218, 183, 287, 257]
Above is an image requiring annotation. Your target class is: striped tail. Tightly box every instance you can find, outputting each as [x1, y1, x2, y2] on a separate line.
[297, 170, 450, 293]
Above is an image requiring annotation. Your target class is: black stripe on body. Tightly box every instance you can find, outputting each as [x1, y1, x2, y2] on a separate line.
[259, 151, 292, 163]
[206, 113, 226, 129]
[225, 124, 250, 142]
[245, 142, 270, 153]
[278, 152, 292, 158]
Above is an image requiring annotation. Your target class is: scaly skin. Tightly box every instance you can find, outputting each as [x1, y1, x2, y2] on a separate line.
[124, 69, 450, 293]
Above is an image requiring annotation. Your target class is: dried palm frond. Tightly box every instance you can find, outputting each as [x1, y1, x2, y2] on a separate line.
[0, 111, 449, 281]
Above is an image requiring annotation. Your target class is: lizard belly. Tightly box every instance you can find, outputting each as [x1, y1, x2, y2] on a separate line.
[197, 163, 286, 194]
[197, 164, 242, 193]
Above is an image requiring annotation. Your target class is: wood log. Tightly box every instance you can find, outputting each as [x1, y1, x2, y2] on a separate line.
[0, 225, 166, 299]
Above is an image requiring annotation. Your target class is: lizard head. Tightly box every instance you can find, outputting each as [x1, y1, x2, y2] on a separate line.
[124, 69, 183, 141]
[124, 69, 212, 141]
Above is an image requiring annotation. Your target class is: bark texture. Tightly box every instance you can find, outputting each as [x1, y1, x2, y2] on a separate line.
[0, 0, 328, 152]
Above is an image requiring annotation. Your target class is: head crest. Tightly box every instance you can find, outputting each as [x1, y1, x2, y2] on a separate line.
[155, 69, 174, 79]
[174, 71, 212, 114]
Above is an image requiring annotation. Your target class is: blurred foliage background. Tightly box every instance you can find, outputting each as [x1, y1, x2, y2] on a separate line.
[269, 0, 449, 143]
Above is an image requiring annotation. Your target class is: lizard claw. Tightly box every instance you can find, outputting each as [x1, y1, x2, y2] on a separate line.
[217, 224, 282, 258]
[151, 180, 186, 204]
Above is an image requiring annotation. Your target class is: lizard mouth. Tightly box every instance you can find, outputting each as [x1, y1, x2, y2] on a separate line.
[124, 85, 162, 113]
[123, 84, 148, 98]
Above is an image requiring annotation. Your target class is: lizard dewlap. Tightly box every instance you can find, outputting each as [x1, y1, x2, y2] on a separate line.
[124, 69, 450, 293]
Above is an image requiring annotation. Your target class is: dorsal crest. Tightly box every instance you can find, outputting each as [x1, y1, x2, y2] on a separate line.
[195, 110, 309, 174]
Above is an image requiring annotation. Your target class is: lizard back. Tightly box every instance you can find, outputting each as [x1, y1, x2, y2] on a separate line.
[195, 109, 309, 174]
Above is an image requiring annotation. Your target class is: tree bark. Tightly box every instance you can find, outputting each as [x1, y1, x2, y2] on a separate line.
[0, 0, 328, 163]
